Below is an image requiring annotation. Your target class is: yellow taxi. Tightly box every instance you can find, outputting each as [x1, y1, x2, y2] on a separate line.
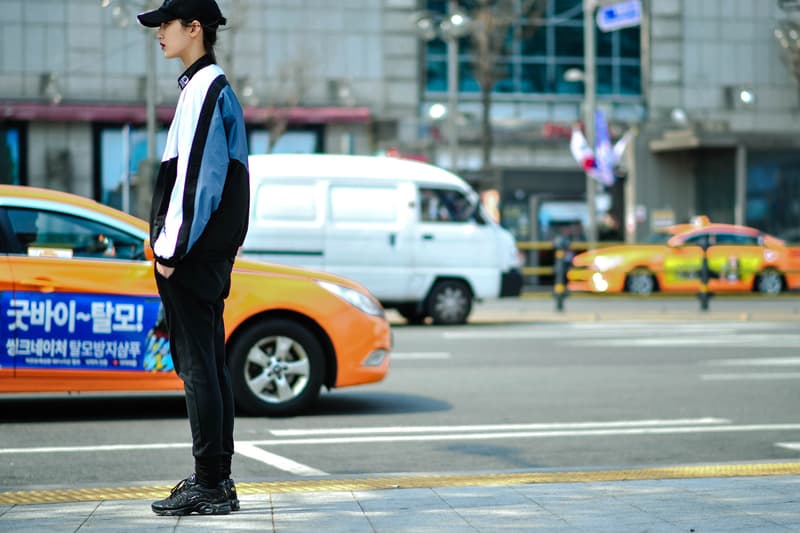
[0, 185, 391, 416]
[568, 219, 800, 295]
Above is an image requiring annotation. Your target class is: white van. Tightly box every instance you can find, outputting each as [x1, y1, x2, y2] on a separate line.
[243, 154, 523, 325]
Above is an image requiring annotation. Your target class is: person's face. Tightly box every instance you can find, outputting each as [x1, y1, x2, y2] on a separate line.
[157, 19, 198, 60]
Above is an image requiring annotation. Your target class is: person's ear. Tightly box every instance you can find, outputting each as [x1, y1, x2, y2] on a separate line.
[189, 20, 202, 36]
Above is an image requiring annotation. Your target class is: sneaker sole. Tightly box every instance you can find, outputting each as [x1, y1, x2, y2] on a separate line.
[152, 501, 232, 516]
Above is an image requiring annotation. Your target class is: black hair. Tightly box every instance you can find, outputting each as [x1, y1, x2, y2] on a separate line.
[180, 19, 221, 64]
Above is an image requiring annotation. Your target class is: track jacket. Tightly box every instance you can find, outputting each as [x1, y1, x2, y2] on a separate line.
[150, 55, 249, 267]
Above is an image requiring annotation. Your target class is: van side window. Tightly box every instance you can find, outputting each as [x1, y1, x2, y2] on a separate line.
[420, 187, 473, 223]
[330, 186, 398, 223]
[255, 184, 317, 222]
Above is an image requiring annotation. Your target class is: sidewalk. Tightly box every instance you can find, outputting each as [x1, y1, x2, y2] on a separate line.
[452, 294, 800, 324]
[2, 464, 800, 532]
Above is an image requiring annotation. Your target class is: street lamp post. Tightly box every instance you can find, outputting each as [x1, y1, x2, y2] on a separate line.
[445, 0, 460, 171]
[413, 3, 471, 172]
[583, 0, 598, 244]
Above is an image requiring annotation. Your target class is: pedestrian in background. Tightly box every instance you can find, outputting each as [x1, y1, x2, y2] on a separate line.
[137, 0, 250, 516]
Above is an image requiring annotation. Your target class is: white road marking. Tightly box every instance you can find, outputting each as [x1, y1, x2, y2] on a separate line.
[236, 442, 327, 476]
[391, 352, 451, 360]
[776, 442, 800, 451]
[2, 421, 799, 455]
[0, 443, 190, 454]
[270, 418, 730, 436]
[708, 357, 800, 367]
[701, 373, 800, 381]
[564, 334, 800, 348]
[247, 424, 800, 446]
[442, 322, 786, 340]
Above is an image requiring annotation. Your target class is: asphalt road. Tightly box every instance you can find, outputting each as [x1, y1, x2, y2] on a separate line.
[1, 296, 799, 490]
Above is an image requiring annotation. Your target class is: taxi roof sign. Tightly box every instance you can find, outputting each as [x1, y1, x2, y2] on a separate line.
[596, 0, 642, 32]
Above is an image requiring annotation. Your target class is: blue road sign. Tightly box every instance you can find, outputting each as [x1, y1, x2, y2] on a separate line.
[596, 0, 642, 32]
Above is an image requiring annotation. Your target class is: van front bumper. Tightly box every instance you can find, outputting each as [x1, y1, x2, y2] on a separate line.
[500, 268, 524, 297]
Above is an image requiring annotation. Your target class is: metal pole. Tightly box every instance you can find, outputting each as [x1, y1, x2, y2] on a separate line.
[447, 0, 459, 171]
[122, 123, 131, 213]
[734, 144, 746, 226]
[583, 0, 598, 244]
[624, 128, 637, 243]
[146, 28, 157, 161]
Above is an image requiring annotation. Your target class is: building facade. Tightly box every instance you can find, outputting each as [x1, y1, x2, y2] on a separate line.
[0, 0, 798, 242]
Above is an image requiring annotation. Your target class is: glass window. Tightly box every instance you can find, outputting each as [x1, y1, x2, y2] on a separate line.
[619, 65, 642, 95]
[520, 25, 547, 56]
[423, 0, 641, 97]
[747, 151, 800, 240]
[419, 187, 475, 223]
[426, 59, 449, 92]
[0, 124, 25, 185]
[458, 60, 481, 93]
[99, 126, 168, 213]
[554, 25, 583, 57]
[684, 233, 713, 247]
[492, 62, 516, 93]
[714, 233, 758, 245]
[4, 207, 144, 260]
[98, 126, 322, 214]
[619, 27, 641, 59]
[329, 186, 398, 223]
[248, 130, 320, 155]
[520, 63, 550, 93]
[254, 183, 317, 222]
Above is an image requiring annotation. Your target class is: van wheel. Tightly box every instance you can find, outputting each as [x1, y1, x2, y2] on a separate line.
[396, 304, 426, 325]
[228, 319, 324, 417]
[427, 280, 472, 325]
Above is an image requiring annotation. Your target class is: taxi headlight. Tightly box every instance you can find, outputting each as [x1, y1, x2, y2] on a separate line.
[315, 280, 384, 317]
[593, 255, 623, 272]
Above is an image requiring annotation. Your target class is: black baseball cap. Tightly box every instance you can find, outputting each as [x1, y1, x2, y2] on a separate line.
[137, 0, 227, 28]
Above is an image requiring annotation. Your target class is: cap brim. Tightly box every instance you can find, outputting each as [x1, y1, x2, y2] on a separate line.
[137, 8, 173, 27]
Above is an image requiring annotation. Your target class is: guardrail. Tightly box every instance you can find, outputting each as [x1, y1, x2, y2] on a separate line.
[517, 240, 800, 293]
[518, 240, 800, 313]
[517, 240, 624, 282]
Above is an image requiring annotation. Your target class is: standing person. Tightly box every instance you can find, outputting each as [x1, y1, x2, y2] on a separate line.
[137, 0, 250, 517]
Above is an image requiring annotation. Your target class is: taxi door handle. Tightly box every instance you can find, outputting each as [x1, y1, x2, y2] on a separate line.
[20, 276, 56, 293]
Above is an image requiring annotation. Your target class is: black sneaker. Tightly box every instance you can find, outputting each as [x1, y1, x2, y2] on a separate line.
[152, 475, 232, 516]
[222, 478, 240, 511]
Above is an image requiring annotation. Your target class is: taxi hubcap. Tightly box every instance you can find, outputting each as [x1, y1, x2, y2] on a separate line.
[244, 335, 310, 404]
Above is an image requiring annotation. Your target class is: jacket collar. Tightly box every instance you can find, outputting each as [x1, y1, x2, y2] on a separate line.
[177, 55, 214, 90]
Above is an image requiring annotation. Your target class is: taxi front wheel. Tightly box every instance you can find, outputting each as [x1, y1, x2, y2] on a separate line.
[228, 319, 325, 417]
[625, 268, 656, 295]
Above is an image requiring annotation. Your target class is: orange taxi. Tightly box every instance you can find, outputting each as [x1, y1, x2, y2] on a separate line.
[568, 220, 800, 295]
[0, 185, 391, 416]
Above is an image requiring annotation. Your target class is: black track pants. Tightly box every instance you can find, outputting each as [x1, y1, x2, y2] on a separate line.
[155, 258, 235, 480]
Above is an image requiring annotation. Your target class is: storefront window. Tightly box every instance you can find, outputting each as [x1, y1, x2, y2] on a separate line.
[0, 124, 25, 185]
[248, 130, 321, 155]
[747, 151, 800, 242]
[99, 127, 168, 212]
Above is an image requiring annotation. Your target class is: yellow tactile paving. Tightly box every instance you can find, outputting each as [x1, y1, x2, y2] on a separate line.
[2, 462, 800, 506]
